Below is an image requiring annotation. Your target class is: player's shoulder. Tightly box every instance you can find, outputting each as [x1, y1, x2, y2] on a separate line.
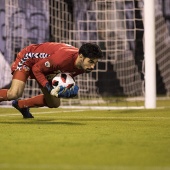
[57, 43, 78, 53]
[45, 42, 78, 50]
[60, 43, 78, 49]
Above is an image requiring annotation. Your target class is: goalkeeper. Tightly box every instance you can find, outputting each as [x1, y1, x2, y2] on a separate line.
[0, 42, 103, 118]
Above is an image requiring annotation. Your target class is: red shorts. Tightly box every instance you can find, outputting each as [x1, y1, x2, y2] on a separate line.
[11, 51, 31, 83]
[11, 65, 30, 83]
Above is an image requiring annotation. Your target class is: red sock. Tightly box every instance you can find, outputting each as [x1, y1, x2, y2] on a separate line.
[18, 94, 47, 108]
[0, 89, 8, 102]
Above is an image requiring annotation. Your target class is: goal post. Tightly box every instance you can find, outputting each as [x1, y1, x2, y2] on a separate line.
[144, 0, 156, 108]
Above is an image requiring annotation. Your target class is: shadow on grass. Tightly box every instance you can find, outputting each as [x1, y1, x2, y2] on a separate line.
[0, 116, 152, 125]
[0, 119, 86, 125]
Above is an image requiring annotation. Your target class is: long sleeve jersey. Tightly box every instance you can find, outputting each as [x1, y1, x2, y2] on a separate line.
[14, 42, 84, 87]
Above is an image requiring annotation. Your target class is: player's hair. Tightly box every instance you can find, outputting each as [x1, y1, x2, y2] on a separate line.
[79, 43, 103, 59]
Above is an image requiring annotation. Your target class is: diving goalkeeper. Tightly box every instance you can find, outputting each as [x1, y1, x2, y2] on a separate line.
[0, 42, 103, 118]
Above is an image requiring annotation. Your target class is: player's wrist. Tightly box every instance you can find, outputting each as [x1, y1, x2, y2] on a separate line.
[45, 82, 53, 93]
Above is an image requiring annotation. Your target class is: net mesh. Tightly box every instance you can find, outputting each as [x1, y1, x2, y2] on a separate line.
[0, 0, 170, 107]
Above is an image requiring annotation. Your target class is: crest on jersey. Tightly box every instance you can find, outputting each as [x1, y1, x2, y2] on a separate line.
[45, 61, 50, 67]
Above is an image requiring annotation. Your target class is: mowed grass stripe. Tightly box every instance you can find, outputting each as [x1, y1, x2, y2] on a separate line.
[0, 164, 170, 170]
[0, 108, 170, 170]
[1, 113, 170, 120]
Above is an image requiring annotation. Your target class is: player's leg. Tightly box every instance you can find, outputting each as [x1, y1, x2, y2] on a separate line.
[9, 69, 35, 118]
[12, 94, 47, 119]
[9, 60, 60, 118]
[0, 54, 30, 102]
[0, 89, 8, 101]
[15, 87, 60, 109]
[0, 69, 34, 118]
[41, 87, 60, 108]
[0, 71, 27, 102]
[12, 85, 60, 118]
[7, 79, 25, 100]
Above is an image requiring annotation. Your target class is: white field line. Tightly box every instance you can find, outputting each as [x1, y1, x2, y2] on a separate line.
[0, 105, 146, 118]
[0, 110, 170, 120]
[60, 106, 145, 110]
[0, 110, 85, 117]
[0, 105, 145, 109]
[1, 105, 168, 110]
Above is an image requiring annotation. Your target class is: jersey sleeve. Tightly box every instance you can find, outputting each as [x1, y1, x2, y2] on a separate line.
[32, 57, 58, 87]
[32, 47, 78, 87]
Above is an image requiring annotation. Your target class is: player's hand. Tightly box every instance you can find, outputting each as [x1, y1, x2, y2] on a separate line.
[45, 82, 79, 98]
[57, 85, 79, 98]
[45, 82, 60, 97]
[50, 86, 60, 97]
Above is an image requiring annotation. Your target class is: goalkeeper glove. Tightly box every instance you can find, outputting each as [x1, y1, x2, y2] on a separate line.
[45, 82, 59, 97]
[57, 85, 79, 98]
[45, 82, 79, 98]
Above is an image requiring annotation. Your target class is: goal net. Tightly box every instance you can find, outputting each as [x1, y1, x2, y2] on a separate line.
[0, 0, 169, 108]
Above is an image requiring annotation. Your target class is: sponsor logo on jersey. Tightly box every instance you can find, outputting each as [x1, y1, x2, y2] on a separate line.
[17, 52, 50, 70]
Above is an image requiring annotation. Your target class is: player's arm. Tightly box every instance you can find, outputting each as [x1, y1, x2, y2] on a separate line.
[32, 58, 79, 98]
[32, 58, 54, 88]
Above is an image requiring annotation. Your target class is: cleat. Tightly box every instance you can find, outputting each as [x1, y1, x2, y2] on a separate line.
[12, 100, 34, 118]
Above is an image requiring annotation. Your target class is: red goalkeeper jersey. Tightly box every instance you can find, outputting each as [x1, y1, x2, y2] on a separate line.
[12, 42, 85, 87]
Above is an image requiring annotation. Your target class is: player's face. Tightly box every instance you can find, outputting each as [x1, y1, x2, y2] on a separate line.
[81, 57, 98, 73]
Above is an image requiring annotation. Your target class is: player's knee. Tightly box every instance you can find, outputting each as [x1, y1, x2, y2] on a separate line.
[47, 100, 60, 108]
[7, 89, 22, 100]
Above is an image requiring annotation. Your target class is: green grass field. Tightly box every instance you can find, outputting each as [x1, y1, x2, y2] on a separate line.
[0, 107, 170, 170]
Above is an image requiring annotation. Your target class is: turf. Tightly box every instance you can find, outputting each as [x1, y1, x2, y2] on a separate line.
[0, 107, 170, 170]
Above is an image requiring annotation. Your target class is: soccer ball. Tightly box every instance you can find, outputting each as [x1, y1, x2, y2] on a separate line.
[52, 73, 75, 89]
